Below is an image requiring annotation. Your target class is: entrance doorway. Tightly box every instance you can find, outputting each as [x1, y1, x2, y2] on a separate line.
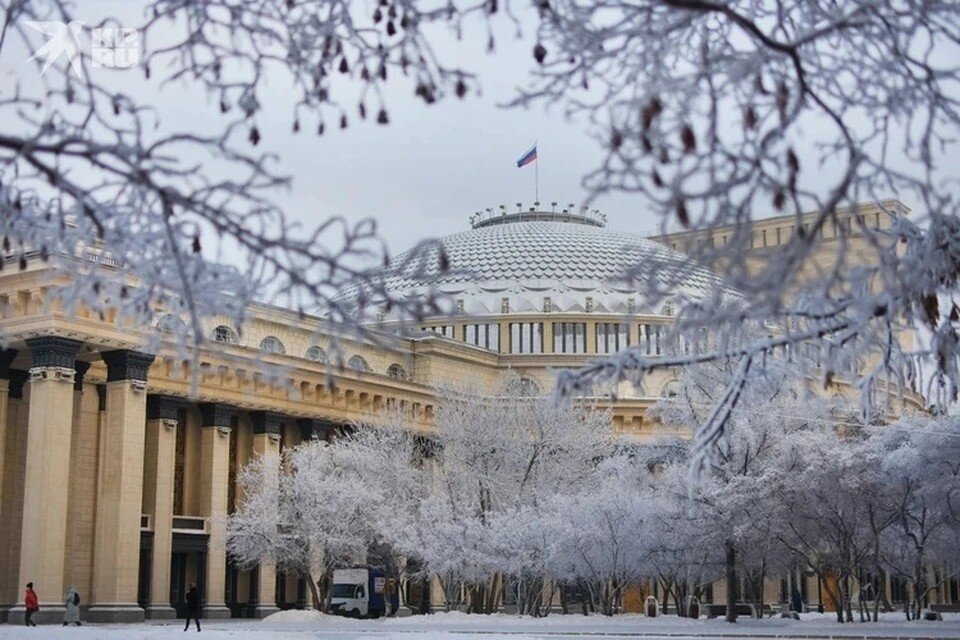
[171, 533, 208, 617]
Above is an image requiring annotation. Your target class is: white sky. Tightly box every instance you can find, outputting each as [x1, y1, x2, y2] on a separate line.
[4, 1, 658, 260]
[3, 1, 944, 263]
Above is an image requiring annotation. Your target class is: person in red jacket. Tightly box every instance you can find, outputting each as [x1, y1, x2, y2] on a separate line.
[24, 582, 38, 627]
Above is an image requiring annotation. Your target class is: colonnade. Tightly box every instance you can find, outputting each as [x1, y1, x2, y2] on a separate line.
[0, 336, 339, 623]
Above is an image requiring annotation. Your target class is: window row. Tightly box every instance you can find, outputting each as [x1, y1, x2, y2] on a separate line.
[208, 325, 409, 378]
[671, 212, 887, 253]
[422, 321, 673, 355]
[207, 320, 681, 361]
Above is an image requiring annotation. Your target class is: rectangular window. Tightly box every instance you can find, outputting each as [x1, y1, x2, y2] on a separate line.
[465, 323, 500, 352]
[596, 323, 630, 354]
[510, 322, 543, 354]
[640, 324, 663, 356]
[552, 322, 586, 354]
[423, 325, 454, 339]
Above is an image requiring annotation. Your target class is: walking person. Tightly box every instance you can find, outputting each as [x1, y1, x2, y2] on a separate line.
[23, 582, 39, 627]
[63, 586, 81, 626]
[184, 584, 201, 632]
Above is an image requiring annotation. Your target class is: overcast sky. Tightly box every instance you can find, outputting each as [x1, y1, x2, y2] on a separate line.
[4, 1, 936, 264]
[4, 1, 658, 260]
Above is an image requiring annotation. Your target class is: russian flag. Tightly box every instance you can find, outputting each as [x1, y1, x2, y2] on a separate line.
[516, 144, 537, 168]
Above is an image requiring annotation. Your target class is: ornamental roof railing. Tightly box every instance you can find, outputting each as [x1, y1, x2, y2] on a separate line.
[469, 202, 607, 229]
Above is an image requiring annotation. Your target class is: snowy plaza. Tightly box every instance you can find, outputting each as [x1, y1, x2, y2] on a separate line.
[2, 612, 960, 640]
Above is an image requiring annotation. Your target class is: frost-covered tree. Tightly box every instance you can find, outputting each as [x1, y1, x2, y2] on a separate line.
[379, 388, 616, 612]
[546, 456, 659, 616]
[651, 360, 834, 620]
[643, 461, 720, 618]
[873, 416, 960, 620]
[765, 428, 895, 623]
[226, 423, 421, 610]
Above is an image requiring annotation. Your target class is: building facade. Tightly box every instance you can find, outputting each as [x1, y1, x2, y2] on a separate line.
[0, 199, 936, 623]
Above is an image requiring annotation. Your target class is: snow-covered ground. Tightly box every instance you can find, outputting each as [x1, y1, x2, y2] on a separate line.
[0, 610, 957, 640]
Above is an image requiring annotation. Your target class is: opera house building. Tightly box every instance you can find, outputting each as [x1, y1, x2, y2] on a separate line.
[0, 199, 925, 623]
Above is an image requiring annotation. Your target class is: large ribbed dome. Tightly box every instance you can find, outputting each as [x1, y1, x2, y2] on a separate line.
[373, 212, 726, 317]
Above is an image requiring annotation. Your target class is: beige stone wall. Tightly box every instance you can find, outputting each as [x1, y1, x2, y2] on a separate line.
[656, 200, 908, 286]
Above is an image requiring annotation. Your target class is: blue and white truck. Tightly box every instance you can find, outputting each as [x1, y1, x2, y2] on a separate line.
[329, 567, 398, 618]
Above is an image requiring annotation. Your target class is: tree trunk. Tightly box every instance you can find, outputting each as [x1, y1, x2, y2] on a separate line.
[486, 574, 499, 614]
[307, 572, 323, 612]
[725, 541, 738, 623]
[845, 575, 854, 622]
[753, 569, 766, 619]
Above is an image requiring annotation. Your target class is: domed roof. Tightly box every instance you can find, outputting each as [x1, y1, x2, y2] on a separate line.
[373, 212, 726, 317]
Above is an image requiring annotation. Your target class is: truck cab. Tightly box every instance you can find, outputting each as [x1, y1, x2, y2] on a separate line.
[330, 567, 396, 618]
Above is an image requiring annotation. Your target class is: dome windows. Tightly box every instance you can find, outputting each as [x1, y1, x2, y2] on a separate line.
[509, 322, 543, 354]
[465, 323, 500, 352]
[422, 325, 455, 339]
[597, 323, 630, 354]
[553, 322, 586, 354]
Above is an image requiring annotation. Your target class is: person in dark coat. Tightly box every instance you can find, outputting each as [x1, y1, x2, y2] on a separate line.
[184, 584, 201, 632]
[791, 588, 804, 614]
[24, 582, 39, 627]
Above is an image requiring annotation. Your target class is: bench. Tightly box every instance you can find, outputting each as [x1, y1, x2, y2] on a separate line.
[705, 603, 759, 619]
[931, 604, 960, 613]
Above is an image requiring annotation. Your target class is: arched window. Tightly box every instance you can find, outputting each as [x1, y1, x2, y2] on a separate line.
[156, 313, 186, 334]
[212, 325, 238, 344]
[387, 363, 408, 380]
[259, 336, 286, 355]
[305, 346, 327, 363]
[506, 376, 540, 397]
[660, 380, 679, 398]
[347, 355, 370, 373]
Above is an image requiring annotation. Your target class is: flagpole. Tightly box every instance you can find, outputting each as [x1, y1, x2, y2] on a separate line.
[535, 141, 539, 204]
